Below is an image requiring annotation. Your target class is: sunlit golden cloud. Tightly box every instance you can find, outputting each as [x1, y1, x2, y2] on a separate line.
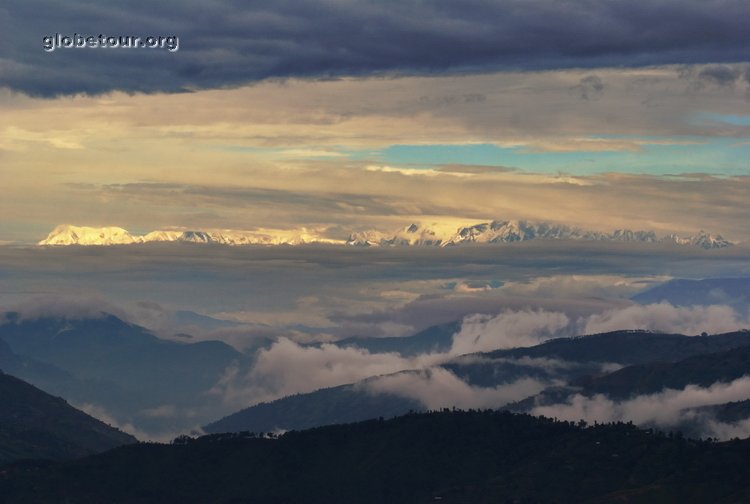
[1, 65, 749, 242]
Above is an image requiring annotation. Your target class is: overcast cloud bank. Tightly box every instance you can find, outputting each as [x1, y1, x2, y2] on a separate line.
[4, 0, 750, 96]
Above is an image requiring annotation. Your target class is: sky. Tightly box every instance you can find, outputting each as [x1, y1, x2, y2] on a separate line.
[2, 1, 750, 439]
[0, 0, 749, 243]
[1, 0, 748, 326]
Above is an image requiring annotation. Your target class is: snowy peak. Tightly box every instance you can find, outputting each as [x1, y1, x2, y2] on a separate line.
[142, 230, 183, 242]
[39, 225, 139, 246]
[39, 225, 343, 247]
[347, 223, 445, 247]
[664, 230, 731, 249]
[445, 221, 663, 245]
[346, 221, 733, 249]
[39, 222, 733, 249]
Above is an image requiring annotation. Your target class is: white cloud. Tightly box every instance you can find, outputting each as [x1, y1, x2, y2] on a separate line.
[75, 403, 188, 443]
[363, 367, 551, 410]
[448, 302, 750, 359]
[2, 296, 131, 323]
[450, 309, 571, 354]
[209, 337, 449, 409]
[498, 275, 665, 300]
[703, 418, 750, 440]
[581, 302, 750, 336]
[531, 376, 750, 440]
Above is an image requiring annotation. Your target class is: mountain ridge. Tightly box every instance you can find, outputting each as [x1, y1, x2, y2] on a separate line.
[38, 224, 343, 246]
[203, 330, 750, 435]
[37, 221, 733, 249]
[0, 312, 251, 437]
[347, 220, 732, 249]
[5, 410, 750, 503]
[0, 370, 136, 465]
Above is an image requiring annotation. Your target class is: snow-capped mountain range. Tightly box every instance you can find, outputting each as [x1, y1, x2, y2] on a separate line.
[38, 225, 344, 246]
[38, 222, 733, 249]
[346, 221, 733, 249]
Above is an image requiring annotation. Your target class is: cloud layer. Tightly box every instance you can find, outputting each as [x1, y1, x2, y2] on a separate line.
[532, 377, 750, 440]
[582, 302, 749, 336]
[3, 63, 750, 244]
[209, 338, 447, 408]
[450, 302, 750, 355]
[3, 0, 750, 96]
[205, 300, 750, 414]
[364, 368, 550, 410]
[5, 292, 750, 440]
[450, 310, 570, 354]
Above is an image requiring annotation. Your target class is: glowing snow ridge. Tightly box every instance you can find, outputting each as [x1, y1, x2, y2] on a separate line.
[38, 221, 733, 249]
[345, 220, 733, 249]
[38, 224, 344, 246]
[38, 225, 140, 246]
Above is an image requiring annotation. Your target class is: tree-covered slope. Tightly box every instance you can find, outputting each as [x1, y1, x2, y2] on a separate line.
[3, 410, 750, 503]
[0, 371, 136, 465]
[488, 330, 750, 365]
[204, 382, 422, 434]
[574, 344, 750, 399]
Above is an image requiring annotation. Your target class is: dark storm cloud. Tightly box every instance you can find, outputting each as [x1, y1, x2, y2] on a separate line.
[697, 65, 744, 87]
[571, 75, 605, 100]
[3, 0, 750, 96]
[680, 64, 748, 90]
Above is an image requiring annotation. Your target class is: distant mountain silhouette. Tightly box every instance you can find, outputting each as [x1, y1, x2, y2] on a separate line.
[573, 344, 750, 399]
[632, 277, 750, 313]
[0, 313, 251, 435]
[0, 323, 133, 412]
[204, 383, 422, 434]
[487, 330, 750, 364]
[319, 321, 459, 356]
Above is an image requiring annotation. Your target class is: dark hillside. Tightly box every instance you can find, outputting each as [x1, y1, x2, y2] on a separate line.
[4, 410, 750, 503]
[0, 371, 135, 465]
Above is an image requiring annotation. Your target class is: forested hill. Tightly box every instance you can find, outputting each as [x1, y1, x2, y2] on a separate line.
[3, 410, 750, 503]
[488, 330, 750, 364]
[0, 371, 136, 465]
